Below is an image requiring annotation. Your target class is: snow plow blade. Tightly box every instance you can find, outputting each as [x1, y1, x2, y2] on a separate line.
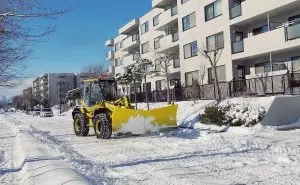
[111, 104, 178, 134]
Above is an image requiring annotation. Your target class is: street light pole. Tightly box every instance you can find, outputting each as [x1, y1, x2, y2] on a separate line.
[58, 82, 62, 115]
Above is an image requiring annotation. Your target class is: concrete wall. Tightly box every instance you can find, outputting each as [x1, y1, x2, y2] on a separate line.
[262, 96, 300, 126]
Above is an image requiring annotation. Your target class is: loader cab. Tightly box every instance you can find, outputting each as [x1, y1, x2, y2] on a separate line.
[83, 78, 116, 107]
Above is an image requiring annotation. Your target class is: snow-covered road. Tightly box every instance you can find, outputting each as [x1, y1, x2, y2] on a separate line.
[0, 99, 300, 185]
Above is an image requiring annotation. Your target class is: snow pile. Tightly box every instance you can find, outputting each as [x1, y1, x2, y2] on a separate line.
[118, 116, 168, 135]
[221, 102, 266, 126]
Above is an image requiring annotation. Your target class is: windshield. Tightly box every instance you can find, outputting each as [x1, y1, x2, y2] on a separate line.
[84, 79, 116, 106]
[84, 81, 104, 106]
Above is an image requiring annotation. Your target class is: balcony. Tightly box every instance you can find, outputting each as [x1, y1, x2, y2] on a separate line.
[121, 34, 140, 51]
[152, 0, 176, 8]
[230, 0, 300, 24]
[157, 32, 179, 52]
[119, 19, 139, 35]
[232, 24, 300, 60]
[106, 51, 114, 61]
[286, 21, 300, 40]
[173, 58, 180, 68]
[155, 6, 178, 31]
[105, 39, 114, 47]
[123, 53, 139, 65]
[232, 40, 244, 54]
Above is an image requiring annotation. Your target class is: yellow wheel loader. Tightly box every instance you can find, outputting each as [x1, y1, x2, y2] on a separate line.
[72, 76, 178, 139]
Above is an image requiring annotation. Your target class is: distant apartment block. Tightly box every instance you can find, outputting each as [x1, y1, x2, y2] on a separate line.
[105, 0, 300, 95]
[33, 73, 76, 107]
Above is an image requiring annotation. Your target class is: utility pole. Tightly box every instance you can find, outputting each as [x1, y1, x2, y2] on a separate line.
[58, 82, 62, 114]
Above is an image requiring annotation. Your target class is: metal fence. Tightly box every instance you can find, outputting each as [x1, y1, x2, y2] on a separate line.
[128, 73, 300, 103]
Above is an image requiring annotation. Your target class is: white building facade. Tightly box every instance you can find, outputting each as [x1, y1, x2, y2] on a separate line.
[105, 0, 300, 95]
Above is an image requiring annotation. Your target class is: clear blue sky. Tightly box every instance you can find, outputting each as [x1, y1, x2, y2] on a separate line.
[28, 0, 151, 77]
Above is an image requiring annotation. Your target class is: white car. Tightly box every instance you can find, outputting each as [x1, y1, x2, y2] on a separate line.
[40, 108, 53, 117]
[33, 108, 41, 116]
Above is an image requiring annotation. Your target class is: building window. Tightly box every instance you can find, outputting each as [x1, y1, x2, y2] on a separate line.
[185, 71, 199, 86]
[115, 58, 123, 67]
[132, 34, 139, 41]
[183, 41, 198, 59]
[115, 42, 120, 51]
[292, 56, 300, 72]
[156, 80, 166, 90]
[141, 22, 149, 35]
[154, 35, 163, 49]
[142, 82, 151, 92]
[153, 14, 160, 26]
[181, 0, 190, 4]
[141, 42, 150, 54]
[155, 60, 161, 71]
[208, 65, 226, 83]
[252, 25, 268, 36]
[182, 12, 196, 31]
[205, 0, 222, 21]
[206, 31, 224, 51]
[255, 62, 271, 74]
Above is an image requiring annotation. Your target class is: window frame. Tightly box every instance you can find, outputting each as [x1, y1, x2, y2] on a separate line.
[141, 21, 149, 35]
[185, 70, 199, 86]
[141, 41, 150, 54]
[205, 0, 222, 22]
[154, 35, 163, 49]
[208, 65, 226, 84]
[183, 41, 198, 59]
[153, 14, 160, 27]
[206, 31, 224, 51]
[182, 12, 196, 31]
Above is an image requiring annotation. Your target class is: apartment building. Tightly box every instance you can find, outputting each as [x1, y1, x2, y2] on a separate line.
[75, 73, 91, 92]
[105, 0, 300, 94]
[33, 73, 76, 107]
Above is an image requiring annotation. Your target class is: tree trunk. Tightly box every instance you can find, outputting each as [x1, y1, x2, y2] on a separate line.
[125, 83, 128, 96]
[166, 74, 171, 104]
[213, 67, 222, 103]
[134, 79, 137, 110]
[144, 76, 150, 110]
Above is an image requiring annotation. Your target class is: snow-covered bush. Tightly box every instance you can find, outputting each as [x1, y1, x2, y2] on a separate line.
[200, 103, 266, 127]
[223, 102, 265, 127]
[201, 106, 226, 126]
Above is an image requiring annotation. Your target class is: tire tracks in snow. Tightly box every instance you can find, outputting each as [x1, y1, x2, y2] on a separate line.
[9, 116, 120, 185]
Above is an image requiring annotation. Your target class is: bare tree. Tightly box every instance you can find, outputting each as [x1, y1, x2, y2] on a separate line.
[198, 43, 223, 103]
[0, 0, 70, 87]
[151, 48, 179, 104]
[81, 64, 106, 78]
[132, 58, 153, 110]
[199, 62, 207, 85]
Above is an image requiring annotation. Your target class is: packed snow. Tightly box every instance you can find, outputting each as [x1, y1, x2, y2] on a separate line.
[0, 97, 299, 185]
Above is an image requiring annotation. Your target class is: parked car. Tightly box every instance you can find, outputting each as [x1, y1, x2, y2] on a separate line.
[33, 108, 41, 116]
[40, 108, 53, 117]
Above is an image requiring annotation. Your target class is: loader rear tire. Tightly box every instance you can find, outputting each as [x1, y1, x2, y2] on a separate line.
[94, 113, 112, 139]
[73, 113, 89, 136]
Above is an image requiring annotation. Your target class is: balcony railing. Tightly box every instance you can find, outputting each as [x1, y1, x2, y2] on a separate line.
[173, 59, 180, 68]
[232, 40, 244, 54]
[171, 6, 178, 16]
[229, 4, 242, 19]
[286, 21, 300, 40]
[132, 34, 139, 42]
[172, 32, 179, 42]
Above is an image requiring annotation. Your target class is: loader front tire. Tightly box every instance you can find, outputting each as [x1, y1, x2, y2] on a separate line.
[94, 113, 112, 139]
[73, 113, 89, 136]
